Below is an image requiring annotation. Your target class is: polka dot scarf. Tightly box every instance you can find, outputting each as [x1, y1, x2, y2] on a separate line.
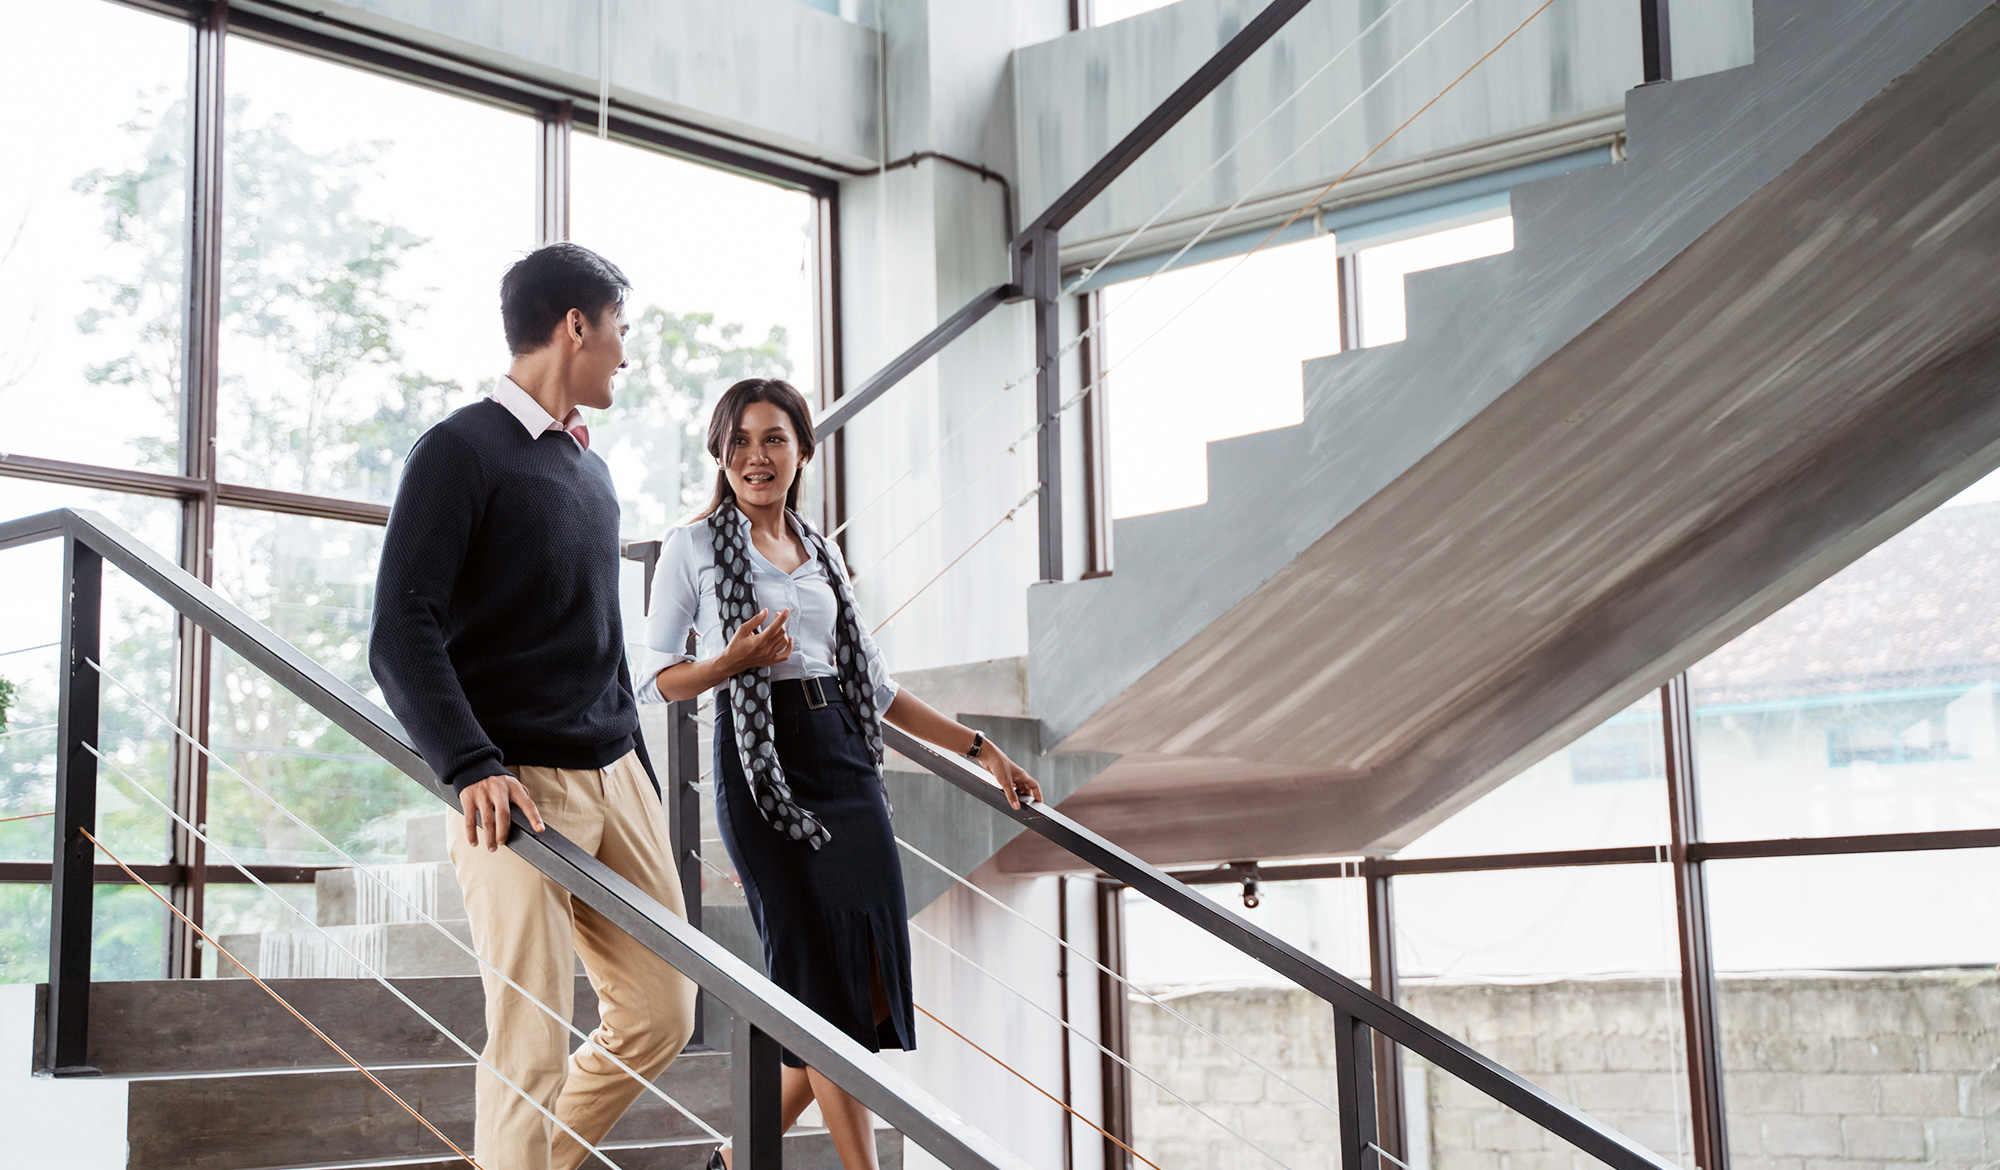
[708, 501, 887, 850]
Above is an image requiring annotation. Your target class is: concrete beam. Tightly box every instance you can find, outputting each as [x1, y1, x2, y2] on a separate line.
[305, 0, 882, 168]
[1012, 0, 1749, 258]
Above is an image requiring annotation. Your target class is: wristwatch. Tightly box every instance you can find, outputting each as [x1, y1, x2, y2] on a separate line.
[966, 731, 985, 760]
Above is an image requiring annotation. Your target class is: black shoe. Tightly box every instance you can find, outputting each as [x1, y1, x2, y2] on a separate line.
[707, 1145, 727, 1170]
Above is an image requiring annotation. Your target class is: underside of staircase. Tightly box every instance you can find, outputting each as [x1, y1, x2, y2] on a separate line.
[1014, 0, 2000, 872]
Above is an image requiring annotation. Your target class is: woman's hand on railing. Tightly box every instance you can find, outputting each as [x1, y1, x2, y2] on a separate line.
[461, 772, 546, 851]
[973, 743, 1041, 810]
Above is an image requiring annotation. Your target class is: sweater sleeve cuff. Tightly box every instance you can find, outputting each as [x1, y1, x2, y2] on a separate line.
[448, 759, 511, 795]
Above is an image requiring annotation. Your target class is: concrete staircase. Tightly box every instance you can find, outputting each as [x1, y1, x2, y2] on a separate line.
[1014, 0, 2000, 871]
[34, 976, 899, 1170]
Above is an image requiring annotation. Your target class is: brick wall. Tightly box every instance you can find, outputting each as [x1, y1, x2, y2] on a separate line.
[1126, 972, 1998, 1170]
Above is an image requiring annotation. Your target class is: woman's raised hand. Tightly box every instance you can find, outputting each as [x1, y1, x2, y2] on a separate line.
[721, 608, 793, 673]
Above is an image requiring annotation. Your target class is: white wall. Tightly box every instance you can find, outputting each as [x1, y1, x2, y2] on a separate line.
[0, 984, 129, 1169]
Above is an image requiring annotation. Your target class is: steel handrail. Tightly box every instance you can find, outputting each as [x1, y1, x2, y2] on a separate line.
[3, 507, 1026, 1170]
[882, 724, 1681, 1170]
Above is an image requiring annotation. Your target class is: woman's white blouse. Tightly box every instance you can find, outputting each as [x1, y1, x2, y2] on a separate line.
[636, 513, 899, 717]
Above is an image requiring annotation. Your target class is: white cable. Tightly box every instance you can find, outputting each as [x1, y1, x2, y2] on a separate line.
[908, 920, 1296, 1170]
[84, 743, 635, 1170]
[88, 659, 727, 1145]
[895, 835, 1340, 1118]
[0, 641, 59, 658]
[1061, 0, 1418, 294]
[0, 723, 57, 741]
[838, 0, 1498, 554]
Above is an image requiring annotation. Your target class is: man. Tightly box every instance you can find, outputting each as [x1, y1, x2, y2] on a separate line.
[371, 243, 695, 1170]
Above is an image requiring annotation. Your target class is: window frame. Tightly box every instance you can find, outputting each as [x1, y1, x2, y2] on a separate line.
[0, 0, 842, 978]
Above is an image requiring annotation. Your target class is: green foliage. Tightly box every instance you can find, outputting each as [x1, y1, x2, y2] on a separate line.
[0, 675, 14, 732]
[605, 306, 794, 532]
[61, 91, 804, 884]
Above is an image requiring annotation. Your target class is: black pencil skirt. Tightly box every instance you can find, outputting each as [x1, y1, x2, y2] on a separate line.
[713, 681, 916, 1068]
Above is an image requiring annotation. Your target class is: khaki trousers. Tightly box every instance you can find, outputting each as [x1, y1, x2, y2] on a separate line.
[448, 749, 697, 1170]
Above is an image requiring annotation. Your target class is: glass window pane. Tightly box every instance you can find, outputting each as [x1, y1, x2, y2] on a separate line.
[200, 881, 316, 978]
[1401, 691, 1669, 858]
[1122, 877, 1368, 1167]
[1357, 217, 1515, 347]
[0, 480, 183, 865]
[0, 882, 169, 983]
[0, 1, 189, 473]
[218, 38, 534, 504]
[571, 135, 817, 534]
[1396, 866, 1693, 1170]
[1708, 851, 1998, 1170]
[1100, 234, 1341, 518]
[206, 507, 432, 865]
[1691, 469, 2000, 839]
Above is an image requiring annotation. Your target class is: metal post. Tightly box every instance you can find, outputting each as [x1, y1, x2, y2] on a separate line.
[46, 535, 103, 1076]
[668, 673, 704, 1046]
[1077, 292, 1113, 579]
[1662, 674, 1728, 1170]
[1095, 878, 1132, 1169]
[1337, 253, 1363, 353]
[1057, 875, 1075, 1170]
[733, 1014, 785, 1168]
[1335, 1011, 1381, 1170]
[1640, 0, 1673, 84]
[538, 99, 572, 245]
[1365, 869, 1408, 1166]
[1030, 230, 1065, 582]
[169, 0, 228, 981]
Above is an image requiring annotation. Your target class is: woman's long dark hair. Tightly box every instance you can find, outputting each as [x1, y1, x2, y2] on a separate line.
[694, 378, 817, 520]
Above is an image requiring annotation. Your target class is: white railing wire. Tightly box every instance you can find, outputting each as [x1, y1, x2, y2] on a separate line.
[832, 0, 1493, 556]
[906, 919, 1297, 1170]
[88, 658, 727, 1147]
[894, 834, 1341, 1118]
[83, 742, 638, 1170]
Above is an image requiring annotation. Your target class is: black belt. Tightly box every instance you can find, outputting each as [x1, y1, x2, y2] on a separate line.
[770, 675, 838, 709]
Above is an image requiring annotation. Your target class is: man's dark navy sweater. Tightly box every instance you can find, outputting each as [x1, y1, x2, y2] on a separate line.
[371, 398, 638, 794]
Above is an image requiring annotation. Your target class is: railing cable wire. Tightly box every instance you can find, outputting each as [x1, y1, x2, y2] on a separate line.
[80, 824, 486, 1170]
[907, 919, 1296, 1170]
[84, 743, 636, 1169]
[86, 660, 727, 1146]
[895, 834, 1341, 1117]
[915, 1002, 1167, 1170]
[0, 722, 58, 742]
[870, 488, 1037, 634]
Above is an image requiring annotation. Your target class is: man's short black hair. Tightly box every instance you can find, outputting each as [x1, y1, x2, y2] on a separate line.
[500, 243, 632, 354]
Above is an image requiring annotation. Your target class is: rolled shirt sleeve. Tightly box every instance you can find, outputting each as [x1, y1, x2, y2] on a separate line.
[637, 523, 704, 705]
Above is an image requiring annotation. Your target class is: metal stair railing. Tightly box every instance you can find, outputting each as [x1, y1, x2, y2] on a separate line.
[878, 724, 1685, 1170]
[3, 506, 1029, 1170]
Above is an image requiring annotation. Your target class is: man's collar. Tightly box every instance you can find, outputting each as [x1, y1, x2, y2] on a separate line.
[490, 375, 583, 439]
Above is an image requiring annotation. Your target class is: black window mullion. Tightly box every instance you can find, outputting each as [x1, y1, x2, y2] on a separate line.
[168, 0, 228, 980]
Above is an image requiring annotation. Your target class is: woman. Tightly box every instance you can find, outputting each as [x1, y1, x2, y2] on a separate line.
[640, 378, 1041, 1170]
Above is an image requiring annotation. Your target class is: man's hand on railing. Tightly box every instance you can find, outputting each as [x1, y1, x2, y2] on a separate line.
[462, 772, 547, 851]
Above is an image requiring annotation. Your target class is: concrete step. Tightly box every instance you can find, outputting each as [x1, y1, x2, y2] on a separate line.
[406, 812, 449, 864]
[123, 1055, 899, 1170]
[216, 921, 481, 980]
[316, 861, 464, 928]
[346, 1129, 901, 1170]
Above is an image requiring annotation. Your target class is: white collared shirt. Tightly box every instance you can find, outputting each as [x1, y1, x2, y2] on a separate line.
[636, 510, 899, 715]
[488, 376, 587, 449]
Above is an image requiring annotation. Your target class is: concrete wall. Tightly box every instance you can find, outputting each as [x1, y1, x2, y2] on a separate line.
[1012, 0, 1752, 258]
[315, 0, 882, 165]
[1126, 973, 2000, 1170]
